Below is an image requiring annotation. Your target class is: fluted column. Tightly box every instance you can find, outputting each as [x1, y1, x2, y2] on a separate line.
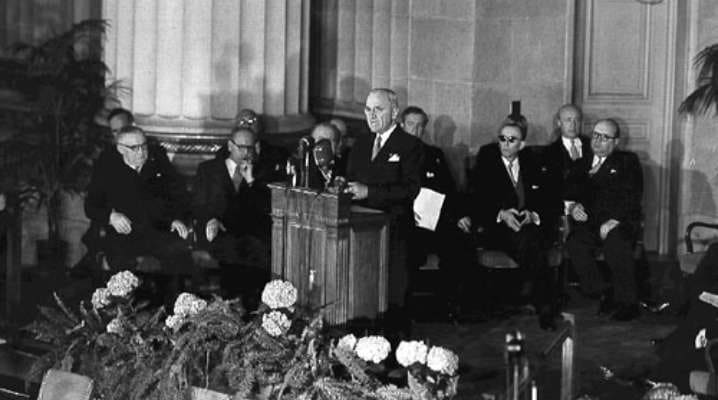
[103, 0, 313, 174]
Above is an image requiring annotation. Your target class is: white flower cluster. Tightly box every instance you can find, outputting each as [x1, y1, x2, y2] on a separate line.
[426, 346, 459, 376]
[355, 335, 391, 364]
[165, 314, 184, 330]
[165, 292, 207, 331]
[106, 270, 140, 297]
[337, 334, 357, 352]
[395, 340, 428, 367]
[106, 317, 125, 335]
[262, 310, 292, 337]
[91, 288, 111, 309]
[173, 293, 208, 317]
[261, 280, 298, 309]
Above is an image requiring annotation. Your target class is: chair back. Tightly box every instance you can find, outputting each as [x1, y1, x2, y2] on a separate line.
[36, 369, 93, 400]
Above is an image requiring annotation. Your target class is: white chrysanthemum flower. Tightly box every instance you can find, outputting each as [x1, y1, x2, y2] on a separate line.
[106, 317, 125, 335]
[165, 314, 184, 330]
[395, 340, 428, 367]
[337, 334, 357, 351]
[106, 270, 139, 297]
[426, 346, 459, 376]
[173, 292, 206, 317]
[355, 335, 391, 364]
[91, 287, 111, 309]
[261, 279, 298, 309]
[262, 311, 292, 337]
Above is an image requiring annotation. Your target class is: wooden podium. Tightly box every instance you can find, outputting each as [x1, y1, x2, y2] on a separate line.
[269, 183, 389, 325]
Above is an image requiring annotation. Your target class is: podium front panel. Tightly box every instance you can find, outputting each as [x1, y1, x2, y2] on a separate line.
[269, 183, 389, 325]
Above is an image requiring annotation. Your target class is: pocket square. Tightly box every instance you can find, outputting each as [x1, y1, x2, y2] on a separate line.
[426, 171, 435, 178]
[531, 184, 539, 189]
[388, 153, 400, 162]
[610, 168, 617, 174]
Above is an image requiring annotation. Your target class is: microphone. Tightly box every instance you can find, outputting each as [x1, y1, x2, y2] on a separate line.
[312, 139, 334, 170]
[299, 135, 315, 149]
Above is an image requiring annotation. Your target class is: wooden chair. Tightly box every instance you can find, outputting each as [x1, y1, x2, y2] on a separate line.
[36, 369, 93, 400]
[679, 222, 718, 276]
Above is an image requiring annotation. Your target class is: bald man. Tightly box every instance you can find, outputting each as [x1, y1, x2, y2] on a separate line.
[346, 88, 424, 312]
[84, 126, 192, 275]
[193, 127, 272, 298]
[566, 118, 643, 321]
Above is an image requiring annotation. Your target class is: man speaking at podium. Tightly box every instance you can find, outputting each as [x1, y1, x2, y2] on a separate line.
[345, 88, 424, 320]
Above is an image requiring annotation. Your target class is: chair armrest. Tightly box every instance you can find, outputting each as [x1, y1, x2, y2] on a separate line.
[685, 222, 718, 253]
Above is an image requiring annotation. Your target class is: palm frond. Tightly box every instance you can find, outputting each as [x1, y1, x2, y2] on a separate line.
[679, 83, 718, 115]
[681, 44, 718, 116]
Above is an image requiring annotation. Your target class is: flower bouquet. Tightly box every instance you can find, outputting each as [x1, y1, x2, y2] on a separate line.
[26, 271, 173, 400]
[396, 341, 459, 400]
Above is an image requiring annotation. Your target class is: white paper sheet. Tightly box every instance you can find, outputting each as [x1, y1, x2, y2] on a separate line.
[413, 187, 446, 231]
[699, 291, 718, 308]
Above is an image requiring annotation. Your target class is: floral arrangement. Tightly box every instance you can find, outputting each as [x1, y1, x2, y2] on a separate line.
[27, 277, 461, 400]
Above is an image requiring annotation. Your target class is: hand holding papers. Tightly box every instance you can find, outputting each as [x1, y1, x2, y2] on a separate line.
[413, 187, 446, 231]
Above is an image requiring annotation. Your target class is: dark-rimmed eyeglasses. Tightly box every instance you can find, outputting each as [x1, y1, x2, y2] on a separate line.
[229, 139, 256, 151]
[591, 132, 616, 142]
[118, 142, 148, 152]
[497, 135, 520, 144]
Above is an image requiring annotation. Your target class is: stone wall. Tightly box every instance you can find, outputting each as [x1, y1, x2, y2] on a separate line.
[310, 0, 573, 186]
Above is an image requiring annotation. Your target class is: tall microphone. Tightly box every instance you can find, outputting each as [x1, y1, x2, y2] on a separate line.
[298, 136, 315, 188]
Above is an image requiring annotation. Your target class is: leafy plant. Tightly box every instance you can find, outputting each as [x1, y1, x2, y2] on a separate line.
[679, 44, 718, 116]
[0, 19, 119, 241]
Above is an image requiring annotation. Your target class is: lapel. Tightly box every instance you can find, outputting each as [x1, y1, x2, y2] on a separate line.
[370, 127, 399, 164]
[219, 160, 235, 193]
[496, 151, 515, 190]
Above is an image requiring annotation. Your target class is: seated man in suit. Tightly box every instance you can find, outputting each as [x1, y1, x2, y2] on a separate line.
[400, 106, 469, 320]
[85, 126, 192, 302]
[193, 127, 272, 300]
[457, 119, 561, 330]
[345, 88, 424, 316]
[235, 108, 289, 183]
[329, 117, 352, 176]
[566, 118, 643, 321]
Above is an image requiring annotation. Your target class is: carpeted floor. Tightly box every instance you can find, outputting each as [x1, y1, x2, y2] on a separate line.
[412, 292, 678, 399]
[0, 263, 685, 399]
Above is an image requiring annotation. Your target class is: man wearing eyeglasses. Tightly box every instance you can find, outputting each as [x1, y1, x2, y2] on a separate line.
[85, 126, 192, 276]
[565, 118, 643, 321]
[232, 108, 289, 184]
[193, 127, 272, 298]
[458, 119, 561, 330]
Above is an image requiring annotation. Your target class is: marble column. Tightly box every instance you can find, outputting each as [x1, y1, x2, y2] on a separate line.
[102, 0, 314, 174]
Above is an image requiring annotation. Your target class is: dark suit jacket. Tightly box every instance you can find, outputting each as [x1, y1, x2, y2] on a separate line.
[420, 143, 459, 225]
[545, 135, 593, 201]
[346, 126, 424, 222]
[214, 140, 289, 184]
[467, 143, 560, 234]
[192, 157, 271, 241]
[85, 148, 189, 235]
[574, 150, 643, 236]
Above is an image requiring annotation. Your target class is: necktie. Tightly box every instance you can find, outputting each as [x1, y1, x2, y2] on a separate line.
[371, 134, 382, 161]
[569, 139, 580, 161]
[589, 157, 603, 175]
[507, 160, 517, 186]
[232, 166, 243, 191]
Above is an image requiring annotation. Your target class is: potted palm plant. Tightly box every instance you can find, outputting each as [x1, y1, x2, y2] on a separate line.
[0, 19, 117, 267]
[679, 44, 718, 115]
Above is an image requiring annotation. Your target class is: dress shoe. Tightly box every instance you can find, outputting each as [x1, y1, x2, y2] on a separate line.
[597, 294, 616, 315]
[611, 303, 640, 321]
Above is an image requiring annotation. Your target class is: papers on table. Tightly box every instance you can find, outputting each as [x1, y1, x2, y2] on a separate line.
[413, 187, 445, 232]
